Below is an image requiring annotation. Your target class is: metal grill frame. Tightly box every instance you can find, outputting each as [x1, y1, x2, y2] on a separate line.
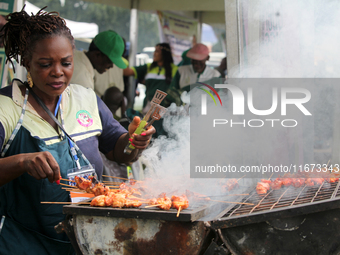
[211, 181, 340, 229]
[63, 201, 216, 222]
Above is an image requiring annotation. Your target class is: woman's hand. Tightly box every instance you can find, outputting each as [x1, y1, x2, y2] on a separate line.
[128, 116, 156, 150]
[22, 151, 60, 184]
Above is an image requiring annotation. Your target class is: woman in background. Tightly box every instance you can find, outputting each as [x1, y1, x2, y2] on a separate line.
[123, 43, 178, 114]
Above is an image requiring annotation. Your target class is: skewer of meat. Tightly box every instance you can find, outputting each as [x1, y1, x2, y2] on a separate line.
[91, 193, 142, 208]
[74, 176, 111, 196]
[256, 179, 271, 194]
[171, 195, 189, 217]
[221, 175, 245, 193]
[256, 170, 338, 195]
[90, 195, 113, 207]
[224, 179, 239, 191]
[147, 193, 172, 210]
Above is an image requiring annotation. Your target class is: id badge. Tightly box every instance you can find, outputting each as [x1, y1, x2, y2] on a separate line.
[67, 165, 96, 202]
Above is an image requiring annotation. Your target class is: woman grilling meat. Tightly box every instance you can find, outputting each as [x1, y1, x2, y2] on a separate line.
[0, 7, 155, 255]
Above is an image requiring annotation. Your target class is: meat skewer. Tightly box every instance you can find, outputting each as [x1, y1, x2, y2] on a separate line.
[171, 195, 189, 211]
[221, 175, 245, 193]
[256, 179, 271, 194]
[41, 201, 91, 205]
[145, 204, 163, 208]
[90, 193, 143, 208]
[256, 170, 339, 195]
[147, 193, 172, 210]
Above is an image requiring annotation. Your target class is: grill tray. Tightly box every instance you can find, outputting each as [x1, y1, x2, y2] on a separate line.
[63, 200, 213, 222]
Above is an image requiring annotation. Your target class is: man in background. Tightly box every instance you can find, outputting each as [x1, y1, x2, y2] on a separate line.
[164, 43, 221, 106]
[170, 43, 221, 92]
[71, 30, 127, 90]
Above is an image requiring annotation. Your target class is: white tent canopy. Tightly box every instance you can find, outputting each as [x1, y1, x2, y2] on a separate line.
[24, 1, 99, 39]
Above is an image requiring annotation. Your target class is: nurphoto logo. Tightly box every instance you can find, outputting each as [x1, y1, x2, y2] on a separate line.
[200, 83, 312, 128]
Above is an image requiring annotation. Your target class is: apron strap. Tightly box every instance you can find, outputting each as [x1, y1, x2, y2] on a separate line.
[1, 88, 29, 157]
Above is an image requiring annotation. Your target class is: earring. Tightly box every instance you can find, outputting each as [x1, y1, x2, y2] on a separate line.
[27, 72, 33, 88]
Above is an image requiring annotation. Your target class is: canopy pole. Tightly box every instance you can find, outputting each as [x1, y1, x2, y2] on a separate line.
[195, 11, 202, 44]
[127, 0, 139, 108]
[224, 0, 240, 77]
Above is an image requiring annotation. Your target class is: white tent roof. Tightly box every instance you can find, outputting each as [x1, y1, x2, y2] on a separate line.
[24, 1, 99, 39]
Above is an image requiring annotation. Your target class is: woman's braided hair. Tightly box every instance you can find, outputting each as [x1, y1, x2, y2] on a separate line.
[1, 5, 74, 71]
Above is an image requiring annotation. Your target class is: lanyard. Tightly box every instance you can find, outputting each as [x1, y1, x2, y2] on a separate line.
[54, 95, 81, 170]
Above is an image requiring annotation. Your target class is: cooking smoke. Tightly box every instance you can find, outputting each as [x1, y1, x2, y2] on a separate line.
[138, 0, 340, 220]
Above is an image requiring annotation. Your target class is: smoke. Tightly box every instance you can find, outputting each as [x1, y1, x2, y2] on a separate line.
[229, 0, 340, 78]
[137, 0, 340, 221]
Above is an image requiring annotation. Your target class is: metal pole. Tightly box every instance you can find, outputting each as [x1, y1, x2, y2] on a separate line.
[127, 0, 139, 109]
[224, 0, 240, 77]
[195, 11, 202, 44]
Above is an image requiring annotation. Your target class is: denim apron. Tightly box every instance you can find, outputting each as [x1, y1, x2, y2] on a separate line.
[0, 88, 87, 255]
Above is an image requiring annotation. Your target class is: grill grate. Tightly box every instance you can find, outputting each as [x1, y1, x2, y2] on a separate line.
[211, 181, 340, 229]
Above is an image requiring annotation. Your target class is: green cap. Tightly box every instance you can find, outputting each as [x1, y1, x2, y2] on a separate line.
[93, 30, 127, 69]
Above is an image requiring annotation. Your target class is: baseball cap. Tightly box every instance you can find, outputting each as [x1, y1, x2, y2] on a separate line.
[93, 30, 127, 69]
[186, 43, 210, 61]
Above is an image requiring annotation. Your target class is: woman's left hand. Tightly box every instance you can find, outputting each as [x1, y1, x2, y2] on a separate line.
[128, 116, 156, 150]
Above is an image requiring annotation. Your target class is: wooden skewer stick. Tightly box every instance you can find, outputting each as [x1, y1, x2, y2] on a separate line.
[236, 175, 246, 182]
[62, 188, 85, 192]
[128, 195, 147, 200]
[144, 204, 163, 208]
[106, 186, 120, 188]
[210, 200, 254, 205]
[41, 201, 91, 205]
[102, 175, 129, 181]
[268, 172, 274, 180]
[225, 193, 249, 196]
[102, 181, 122, 185]
[59, 183, 76, 188]
[176, 206, 182, 217]
[60, 178, 75, 182]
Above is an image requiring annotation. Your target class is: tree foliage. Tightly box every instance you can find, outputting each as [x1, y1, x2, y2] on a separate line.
[28, 0, 159, 52]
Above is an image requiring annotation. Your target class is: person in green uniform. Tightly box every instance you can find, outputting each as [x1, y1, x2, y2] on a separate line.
[123, 43, 178, 114]
[0, 7, 155, 255]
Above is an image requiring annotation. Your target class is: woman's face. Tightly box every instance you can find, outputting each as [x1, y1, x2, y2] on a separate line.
[153, 46, 163, 63]
[26, 35, 74, 99]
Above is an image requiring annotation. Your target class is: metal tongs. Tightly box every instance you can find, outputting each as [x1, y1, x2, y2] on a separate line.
[124, 89, 168, 154]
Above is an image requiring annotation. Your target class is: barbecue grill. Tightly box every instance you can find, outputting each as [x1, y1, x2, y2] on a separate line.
[59, 199, 215, 255]
[210, 181, 340, 255]
[58, 180, 340, 255]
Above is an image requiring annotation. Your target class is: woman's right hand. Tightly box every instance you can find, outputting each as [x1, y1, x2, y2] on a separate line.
[22, 151, 60, 184]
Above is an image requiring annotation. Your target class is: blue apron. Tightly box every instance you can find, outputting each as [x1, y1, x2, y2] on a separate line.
[0, 89, 87, 255]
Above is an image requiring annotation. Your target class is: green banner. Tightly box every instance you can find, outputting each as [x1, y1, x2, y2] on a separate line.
[157, 11, 198, 64]
[0, 0, 14, 15]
